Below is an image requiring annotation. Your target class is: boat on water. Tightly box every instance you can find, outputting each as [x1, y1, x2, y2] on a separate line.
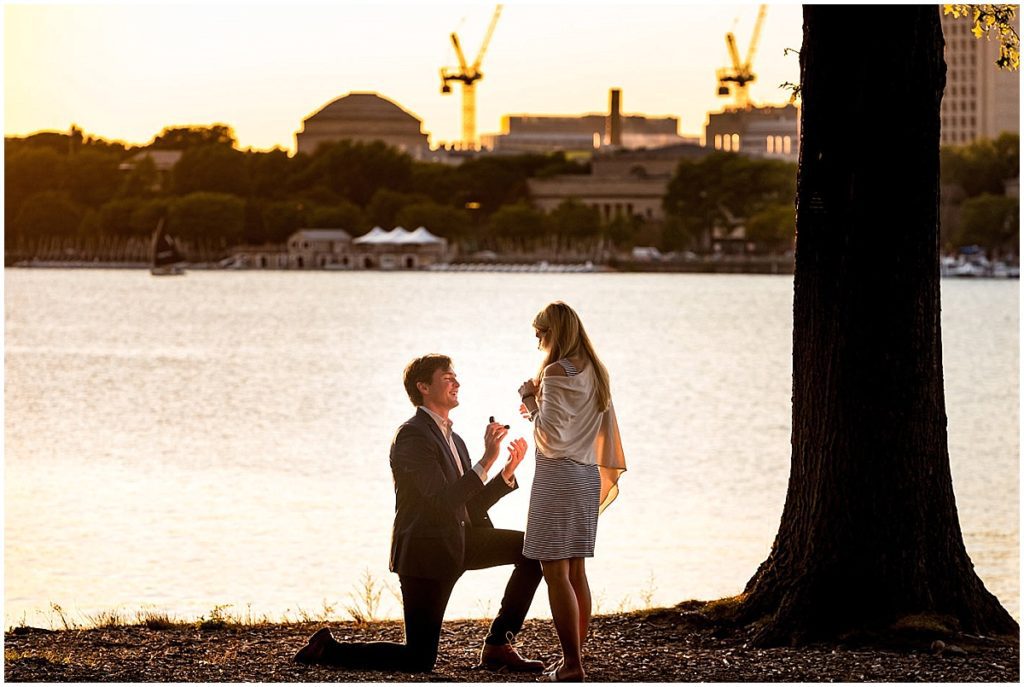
[151, 219, 186, 276]
[941, 247, 1020, 279]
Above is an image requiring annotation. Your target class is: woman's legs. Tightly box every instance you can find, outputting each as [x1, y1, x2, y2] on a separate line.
[541, 559, 585, 679]
[568, 558, 591, 648]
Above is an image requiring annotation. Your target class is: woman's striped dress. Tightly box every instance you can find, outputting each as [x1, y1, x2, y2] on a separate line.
[523, 359, 602, 561]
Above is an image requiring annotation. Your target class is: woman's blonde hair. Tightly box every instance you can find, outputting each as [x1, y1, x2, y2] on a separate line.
[533, 301, 611, 411]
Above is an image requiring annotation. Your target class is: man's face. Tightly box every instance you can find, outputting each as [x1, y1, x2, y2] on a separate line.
[420, 367, 460, 411]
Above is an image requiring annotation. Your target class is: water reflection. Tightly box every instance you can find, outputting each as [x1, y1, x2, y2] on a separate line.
[4, 270, 1018, 626]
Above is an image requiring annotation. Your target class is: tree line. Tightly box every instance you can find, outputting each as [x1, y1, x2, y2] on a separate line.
[3, 123, 799, 258]
[659, 133, 1020, 256]
[4, 125, 602, 254]
[940, 132, 1019, 254]
[5, 124, 1018, 257]
[663, 152, 798, 253]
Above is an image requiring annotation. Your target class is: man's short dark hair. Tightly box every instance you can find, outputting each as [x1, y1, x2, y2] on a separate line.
[403, 354, 453, 406]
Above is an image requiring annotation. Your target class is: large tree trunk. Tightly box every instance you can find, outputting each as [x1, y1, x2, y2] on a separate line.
[737, 5, 1018, 645]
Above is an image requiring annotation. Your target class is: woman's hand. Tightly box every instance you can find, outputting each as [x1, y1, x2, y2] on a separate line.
[501, 437, 529, 482]
[518, 378, 538, 399]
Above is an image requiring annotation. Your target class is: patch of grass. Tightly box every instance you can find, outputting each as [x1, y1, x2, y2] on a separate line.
[296, 600, 337, 624]
[701, 594, 747, 621]
[10, 601, 324, 633]
[639, 571, 657, 608]
[135, 610, 180, 631]
[474, 598, 494, 618]
[344, 569, 385, 625]
[86, 609, 128, 628]
[603, 572, 660, 615]
[49, 603, 78, 631]
[186, 603, 279, 630]
[195, 604, 234, 631]
[8, 611, 29, 633]
[238, 602, 276, 627]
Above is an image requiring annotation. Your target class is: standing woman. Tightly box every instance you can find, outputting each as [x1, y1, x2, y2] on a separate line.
[518, 301, 626, 682]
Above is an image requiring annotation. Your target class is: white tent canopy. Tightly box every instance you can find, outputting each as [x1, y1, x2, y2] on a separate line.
[353, 226, 446, 245]
[352, 226, 389, 244]
[406, 226, 445, 245]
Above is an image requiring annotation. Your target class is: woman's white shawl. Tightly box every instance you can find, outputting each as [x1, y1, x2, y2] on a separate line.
[535, 367, 626, 513]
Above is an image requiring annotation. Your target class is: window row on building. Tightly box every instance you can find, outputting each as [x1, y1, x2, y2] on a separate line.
[948, 53, 978, 67]
[942, 100, 978, 112]
[713, 133, 793, 155]
[765, 136, 793, 155]
[713, 133, 741, 152]
[948, 84, 978, 97]
[593, 201, 653, 221]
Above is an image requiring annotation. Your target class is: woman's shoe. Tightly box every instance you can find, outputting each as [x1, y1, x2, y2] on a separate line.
[541, 665, 585, 682]
[544, 658, 564, 672]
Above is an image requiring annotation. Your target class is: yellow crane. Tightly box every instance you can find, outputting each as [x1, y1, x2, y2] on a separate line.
[440, 5, 503, 150]
[716, 4, 767, 109]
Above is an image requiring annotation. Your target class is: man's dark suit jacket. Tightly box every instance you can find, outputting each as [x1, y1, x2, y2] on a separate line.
[389, 408, 516, 580]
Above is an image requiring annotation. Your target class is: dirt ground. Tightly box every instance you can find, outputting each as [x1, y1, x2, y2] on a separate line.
[5, 605, 1018, 682]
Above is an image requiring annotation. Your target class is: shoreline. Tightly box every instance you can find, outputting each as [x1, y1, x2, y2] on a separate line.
[5, 604, 1018, 682]
[7, 259, 793, 274]
[6, 261, 1020, 278]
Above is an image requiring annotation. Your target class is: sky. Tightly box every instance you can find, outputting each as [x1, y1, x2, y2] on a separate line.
[4, 2, 805, 152]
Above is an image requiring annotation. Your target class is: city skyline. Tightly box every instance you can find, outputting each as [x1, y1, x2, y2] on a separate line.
[5, 2, 804, 152]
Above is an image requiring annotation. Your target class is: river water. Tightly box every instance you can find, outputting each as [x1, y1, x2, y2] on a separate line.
[4, 269, 1018, 627]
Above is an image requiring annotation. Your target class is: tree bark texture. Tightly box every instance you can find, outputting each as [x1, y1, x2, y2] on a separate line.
[739, 5, 1018, 645]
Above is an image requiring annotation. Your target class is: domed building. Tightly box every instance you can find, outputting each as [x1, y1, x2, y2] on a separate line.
[295, 92, 431, 158]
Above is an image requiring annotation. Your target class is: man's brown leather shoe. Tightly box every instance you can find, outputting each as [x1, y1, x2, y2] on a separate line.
[478, 641, 545, 673]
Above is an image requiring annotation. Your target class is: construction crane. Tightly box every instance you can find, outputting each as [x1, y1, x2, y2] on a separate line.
[440, 5, 502, 150]
[716, 4, 767, 110]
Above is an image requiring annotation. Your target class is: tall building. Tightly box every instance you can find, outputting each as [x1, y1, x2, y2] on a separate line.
[295, 92, 431, 158]
[940, 13, 1020, 145]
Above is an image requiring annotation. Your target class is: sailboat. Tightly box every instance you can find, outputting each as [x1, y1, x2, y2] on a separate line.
[150, 218, 186, 276]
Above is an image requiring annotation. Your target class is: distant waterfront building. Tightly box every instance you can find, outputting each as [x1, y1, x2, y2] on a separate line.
[295, 92, 431, 158]
[704, 104, 799, 161]
[481, 89, 694, 154]
[350, 226, 448, 269]
[940, 12, 1020, 145]
[528, 143, 709, 222]
[288, 229, 352, 268]
[483, 114, 686, 153]
[230, 226, 447, 270]
[231, 244, 290, 270]
[232, 229, 352, 269]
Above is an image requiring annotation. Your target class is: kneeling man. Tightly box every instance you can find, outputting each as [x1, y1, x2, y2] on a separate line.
[295, 354, 544, 673]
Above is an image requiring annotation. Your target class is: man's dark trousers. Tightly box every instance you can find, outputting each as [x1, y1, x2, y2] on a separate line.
[320, 527, 541, 672]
